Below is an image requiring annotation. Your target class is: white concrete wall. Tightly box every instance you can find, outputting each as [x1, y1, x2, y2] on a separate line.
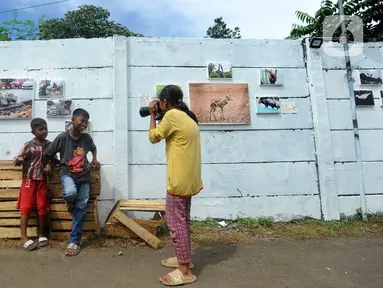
[1, 37, 382, 224]
[127, 38, 321, 221]
[0, 38, 116, 225]
[321, 42, 383, 217]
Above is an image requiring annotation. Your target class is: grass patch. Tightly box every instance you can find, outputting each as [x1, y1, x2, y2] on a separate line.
[1, 213, 383, 249]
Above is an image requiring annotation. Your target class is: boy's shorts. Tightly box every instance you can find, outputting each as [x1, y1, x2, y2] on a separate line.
[16, 177, 50, 216]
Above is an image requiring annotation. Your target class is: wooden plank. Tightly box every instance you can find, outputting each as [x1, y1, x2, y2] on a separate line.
[114, 210, 161, 249]
[0, 189, 19, 199]
[49, 211, 94, 221]
[50, 231, 93, 240]
[0, 211, 36, 218]
[0, 227, 37, 238]
[48, 169, 100, 184]
[0, 171, 23, 180]
[0, 218, 37, 226]
[0, 201, 17, 211]
[49, 198, 98, 204]
[93, 198, 100, 234]
[0, 161, 22, 170]
[103, 222, 158, 239]
[50, 220, 96, 231]
[50, 203, 94, 212]
[120, 207, 165, 212]
[0, 180, 22, 189]
[119, 200, 165, 206]
[48, 182, 101, 198]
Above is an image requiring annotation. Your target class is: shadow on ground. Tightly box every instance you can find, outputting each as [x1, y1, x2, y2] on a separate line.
[192, 244, 237, 276]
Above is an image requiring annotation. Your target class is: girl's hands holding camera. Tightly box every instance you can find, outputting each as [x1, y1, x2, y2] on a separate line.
[149, 100, 158, 116]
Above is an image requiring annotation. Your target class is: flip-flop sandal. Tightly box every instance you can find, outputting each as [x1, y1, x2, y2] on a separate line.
[21, 239, 38, 251]
[160, 269, 197, 286]
[161, 257, 194, 269]
[37, 237, 49, 248]
[65, 243, 80, 256]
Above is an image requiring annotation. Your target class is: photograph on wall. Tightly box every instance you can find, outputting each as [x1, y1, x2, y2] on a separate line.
[207, 62, 232, 79]
[139, 93, 154, 107]
[354, 90, 374, 106]
[39, 78, 65, 97]
[380, 91, 383, 107]
[282, 102, 297, 114]
[359, 70, 382, 85]
[65, 120, 91, 134]
[0, 78, 34, 119]
[189, 83, 250, 124]
[256, 97, 281, 114]
[47, 99, 72, 117]
[259, 69, 283, 85]
[156, 84, 182, 97]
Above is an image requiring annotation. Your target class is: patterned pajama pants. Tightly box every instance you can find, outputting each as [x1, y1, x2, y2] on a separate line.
[166, 192, 192, 264]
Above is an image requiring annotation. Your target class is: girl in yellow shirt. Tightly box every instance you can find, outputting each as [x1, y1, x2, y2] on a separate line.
[149, 85, 203, 286]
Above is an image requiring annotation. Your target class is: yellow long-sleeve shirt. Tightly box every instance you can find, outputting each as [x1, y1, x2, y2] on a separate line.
[149, 109, 203, 197]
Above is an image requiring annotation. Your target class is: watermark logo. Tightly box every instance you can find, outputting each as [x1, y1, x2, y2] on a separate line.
[322, 15, 364, 57]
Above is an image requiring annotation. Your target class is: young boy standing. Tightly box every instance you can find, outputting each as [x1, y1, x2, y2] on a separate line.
[44, 108, 100, 256]
[14, 118, 51, 251]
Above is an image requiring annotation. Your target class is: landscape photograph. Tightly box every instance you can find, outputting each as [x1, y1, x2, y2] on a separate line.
[0, 78, 34, 119]
[189, 83, 250, 124]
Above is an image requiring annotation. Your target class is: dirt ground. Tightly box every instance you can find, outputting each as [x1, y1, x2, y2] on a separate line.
[0, 237, 382, 288]
[189, 83, 250, 124]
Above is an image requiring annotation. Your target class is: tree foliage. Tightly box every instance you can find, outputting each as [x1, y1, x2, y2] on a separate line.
[287, 0, 382, 42]
[39, 5, 143, 40]
[205, 17, 241, 39]
[0, 12, 42, 41]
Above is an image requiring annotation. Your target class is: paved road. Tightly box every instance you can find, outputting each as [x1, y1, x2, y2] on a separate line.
[0, 238, 382, 288]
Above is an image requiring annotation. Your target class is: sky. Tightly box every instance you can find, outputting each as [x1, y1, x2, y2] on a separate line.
[0, 0, 323, 39]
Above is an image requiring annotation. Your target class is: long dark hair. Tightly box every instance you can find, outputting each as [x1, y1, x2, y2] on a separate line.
[159, 85, 199, 124]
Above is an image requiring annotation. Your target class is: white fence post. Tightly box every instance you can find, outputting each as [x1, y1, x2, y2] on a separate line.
[113, 36, 129, 201]
[306, 39, 340, 220]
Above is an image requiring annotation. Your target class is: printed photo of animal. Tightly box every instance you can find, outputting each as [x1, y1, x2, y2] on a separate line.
[256, 97, 281, 114]
[189, 83, 250, 124]
[207, 62, 232, 79]
[359, 70, 382, 85]
[354, 90, 374, 106]
[259, 69, 283, 85]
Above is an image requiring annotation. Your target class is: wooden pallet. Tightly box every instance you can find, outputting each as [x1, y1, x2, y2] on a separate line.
[0, 160, 100, 239]
[103, 200, 166, 249]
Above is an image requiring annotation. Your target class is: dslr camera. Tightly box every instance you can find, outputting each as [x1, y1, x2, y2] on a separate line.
[139, 100, 164, 121]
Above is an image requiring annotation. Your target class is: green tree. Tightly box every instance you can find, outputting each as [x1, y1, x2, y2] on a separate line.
[39, 5, 143, 40]
[287, 0, 382, 42]
[205, 17, 241, 39]
[0, 12, 42, 41]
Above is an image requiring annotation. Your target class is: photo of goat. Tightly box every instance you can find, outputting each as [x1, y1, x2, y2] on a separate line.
[359, 70, 382, 85]
[259, 69, 282, 85]
[189, 83, 250, 124]
[354, 90, 374, 106]
[256, 97, 281, 114]
[207, 62, 232, 79]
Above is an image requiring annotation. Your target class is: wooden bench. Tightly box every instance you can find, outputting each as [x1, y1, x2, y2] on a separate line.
[103, 200, 166, 249]
[0, 160, 100, 240]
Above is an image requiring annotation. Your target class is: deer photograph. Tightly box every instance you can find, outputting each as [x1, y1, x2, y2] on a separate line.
[189, 83, 250, 124]
[207, 62, 232, 79]
[260, 68, 282, 85]
[354, 90, 375, 106]
[210, 95, 232, 121]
